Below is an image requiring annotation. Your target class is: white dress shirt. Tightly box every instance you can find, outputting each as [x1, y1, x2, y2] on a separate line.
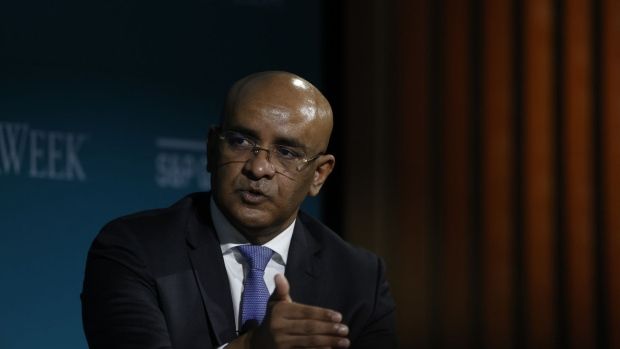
[210, 197, 294, 332]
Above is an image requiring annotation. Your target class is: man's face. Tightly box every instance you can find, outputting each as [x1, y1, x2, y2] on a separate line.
[208, 82, 331, 242]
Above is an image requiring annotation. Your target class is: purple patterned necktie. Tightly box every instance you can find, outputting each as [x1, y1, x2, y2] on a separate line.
[237, 245, 274, 329]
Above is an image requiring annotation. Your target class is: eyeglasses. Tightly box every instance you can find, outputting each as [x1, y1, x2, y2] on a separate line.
[218, 130, 323, 172]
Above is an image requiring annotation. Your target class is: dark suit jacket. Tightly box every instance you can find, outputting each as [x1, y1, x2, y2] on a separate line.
[81, 192, 397, 348]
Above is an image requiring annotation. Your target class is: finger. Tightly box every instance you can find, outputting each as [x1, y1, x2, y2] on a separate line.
[271, 301, 343, 323]
[270, 273, 292, 303]
[285, 320, 349, 337]
[279, 335, 350, 349]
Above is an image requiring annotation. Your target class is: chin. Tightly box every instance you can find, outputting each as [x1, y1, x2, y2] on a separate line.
[232, 207, 274, 229]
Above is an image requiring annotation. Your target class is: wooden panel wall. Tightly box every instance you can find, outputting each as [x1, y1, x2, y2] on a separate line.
[339, 0, 620, 348]
[438, 0, 473, 347]
[481, 0, 514, 347]
[522, 0, 557, 347]
[602, 1, 620, 348]
[398, 0, 433, 347]
[563, 0, 596, 347]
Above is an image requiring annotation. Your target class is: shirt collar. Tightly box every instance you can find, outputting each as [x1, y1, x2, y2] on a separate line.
[210, 196, 293, 265]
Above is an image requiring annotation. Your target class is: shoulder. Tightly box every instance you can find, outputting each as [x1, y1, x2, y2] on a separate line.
[101, 192, 209, 236]
[92, 192, 211, 257]
[86, 192, 213, 277]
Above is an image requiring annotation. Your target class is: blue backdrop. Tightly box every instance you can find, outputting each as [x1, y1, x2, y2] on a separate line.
[0, 1, 324, 347]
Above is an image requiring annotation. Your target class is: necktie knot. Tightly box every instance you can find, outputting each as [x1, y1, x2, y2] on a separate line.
[237, 245, 274, 271]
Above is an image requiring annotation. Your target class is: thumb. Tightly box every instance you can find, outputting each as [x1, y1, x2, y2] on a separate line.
[270, 274, 292, 303]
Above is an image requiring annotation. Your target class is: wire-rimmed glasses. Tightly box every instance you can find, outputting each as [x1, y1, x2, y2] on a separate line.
[218, 130, 323, 172]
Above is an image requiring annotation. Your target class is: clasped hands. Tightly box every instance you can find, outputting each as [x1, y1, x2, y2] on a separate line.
[228, 274, 350, 349]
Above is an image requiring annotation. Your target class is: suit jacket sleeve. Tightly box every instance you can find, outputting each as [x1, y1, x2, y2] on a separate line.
[81, 220, 173, 349]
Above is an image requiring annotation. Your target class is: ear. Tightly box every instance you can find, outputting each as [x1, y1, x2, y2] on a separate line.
[206, 125, 219, 173]
[308, 154, 335, 197]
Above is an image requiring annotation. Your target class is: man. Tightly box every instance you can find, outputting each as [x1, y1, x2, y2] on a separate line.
[81, 71, 397, 348]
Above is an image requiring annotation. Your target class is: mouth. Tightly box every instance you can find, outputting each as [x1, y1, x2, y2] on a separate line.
[239, 187, 269, 204]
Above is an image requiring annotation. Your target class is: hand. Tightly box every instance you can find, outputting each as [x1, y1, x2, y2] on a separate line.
[230, 274, 350, 349]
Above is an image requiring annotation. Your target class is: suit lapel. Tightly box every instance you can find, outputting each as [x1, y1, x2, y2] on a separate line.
[183, 195, 326, 343]
[185, 195, 237, 345]
[285, 219, 325, 306]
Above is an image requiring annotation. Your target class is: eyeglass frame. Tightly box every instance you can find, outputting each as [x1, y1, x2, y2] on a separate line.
[216, 129, 324, 172]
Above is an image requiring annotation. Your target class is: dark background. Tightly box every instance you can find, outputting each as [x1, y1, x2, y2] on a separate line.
[0, 1, 331, 347]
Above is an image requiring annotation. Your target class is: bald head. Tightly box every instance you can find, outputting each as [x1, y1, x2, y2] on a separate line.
[221, 71, 333, 150]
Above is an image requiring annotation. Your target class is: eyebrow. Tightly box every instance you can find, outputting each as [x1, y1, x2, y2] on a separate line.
[225, 125, 308, 151]
[272, 136, 307, 151]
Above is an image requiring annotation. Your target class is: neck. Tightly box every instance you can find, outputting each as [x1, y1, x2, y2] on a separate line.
[233, 221, 291, 245]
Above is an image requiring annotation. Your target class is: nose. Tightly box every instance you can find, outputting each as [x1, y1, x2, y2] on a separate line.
[243, 147, 276, 179]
